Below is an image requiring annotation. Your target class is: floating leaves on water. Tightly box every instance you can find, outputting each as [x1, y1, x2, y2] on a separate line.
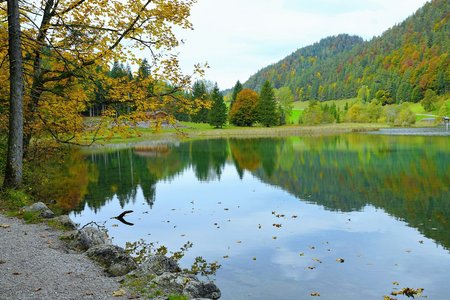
[391, 287, 424, 298]
[292, 215, 298, 219]
[258, 224, 262, 229]
[236, 240, 242, 244]
[0, 224, 10, 228]
[311, 292, 320, 296]
[112, 224, 118, 227]
[271, 211, 285, 218]
[312, 258, 322, 263]
[419, 240, 424, 244]
[307, 266, 315, 270]
[218, 202, 222, 204]
[392, 282, 400, 286]
[272, 223, 282, 228]
[336, 258, 345, 263]
[224, 208, 229, 211]
[310, 246, 316, 250]
[299, 252, 305, 256]
[405, 250, 412, 253]
[272, 236, 277, 240]
[214, 223, 218, 226]
[383, 296, 396, 300]
[112, 288, 126, 297]
[252, 257, 257, 261]
[223, 255, 229, 259]
[180, 234, 186, 237]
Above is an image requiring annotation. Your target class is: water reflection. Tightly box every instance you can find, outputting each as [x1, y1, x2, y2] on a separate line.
[68, 135, 450, 249]
[66, 134, 449, 299]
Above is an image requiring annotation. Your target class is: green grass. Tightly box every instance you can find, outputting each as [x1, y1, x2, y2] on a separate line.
[292, 98, 356, 110]
[289, 109, 303, 124]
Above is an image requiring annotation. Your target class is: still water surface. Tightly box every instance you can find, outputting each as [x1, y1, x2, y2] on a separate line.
[69, 134, 449, 299]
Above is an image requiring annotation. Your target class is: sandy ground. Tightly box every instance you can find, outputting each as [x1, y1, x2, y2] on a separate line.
[0, 214, 128, 300]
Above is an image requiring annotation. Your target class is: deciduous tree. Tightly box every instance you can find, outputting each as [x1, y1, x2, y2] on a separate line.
[275, 87, 294, 125]
[0, 0, 202, 149]
[229, 89, 259, 127]
[3, 0, 24, 188]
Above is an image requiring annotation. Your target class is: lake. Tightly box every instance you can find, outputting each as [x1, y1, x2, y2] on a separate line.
[68, 133, 449, 300]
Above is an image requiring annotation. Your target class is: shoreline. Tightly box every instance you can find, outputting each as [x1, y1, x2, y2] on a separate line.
[0, 213, 128, 300]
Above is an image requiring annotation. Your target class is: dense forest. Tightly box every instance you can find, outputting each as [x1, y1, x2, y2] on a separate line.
[244, 0, 449, 103]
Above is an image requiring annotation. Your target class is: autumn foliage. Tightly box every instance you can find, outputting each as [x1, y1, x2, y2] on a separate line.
[229, 89, 259, 126]
[0, 0, 203, 146]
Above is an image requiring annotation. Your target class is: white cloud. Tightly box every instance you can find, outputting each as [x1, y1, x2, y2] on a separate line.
[175, 0, 430, 89]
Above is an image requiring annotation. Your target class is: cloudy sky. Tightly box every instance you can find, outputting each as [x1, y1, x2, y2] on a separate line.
[176, 0, 430, 89]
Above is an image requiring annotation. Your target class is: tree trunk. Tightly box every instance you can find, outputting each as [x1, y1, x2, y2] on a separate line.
[4, 0, 24, 188]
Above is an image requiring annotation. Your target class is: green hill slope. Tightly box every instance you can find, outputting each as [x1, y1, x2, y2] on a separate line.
[244, 0, 449, 103]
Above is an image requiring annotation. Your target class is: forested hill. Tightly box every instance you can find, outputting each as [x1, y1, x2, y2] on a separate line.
[244, 0, 449, 103]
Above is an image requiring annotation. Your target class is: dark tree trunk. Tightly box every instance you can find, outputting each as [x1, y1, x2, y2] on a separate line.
[23, 0, 54, 151]
[4, 0, 24, 188]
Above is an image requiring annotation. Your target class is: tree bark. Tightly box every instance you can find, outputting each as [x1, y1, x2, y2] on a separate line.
[3, 0, 24, 188]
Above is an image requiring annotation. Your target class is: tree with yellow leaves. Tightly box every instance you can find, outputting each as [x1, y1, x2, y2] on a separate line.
[1, 0, 204, 187]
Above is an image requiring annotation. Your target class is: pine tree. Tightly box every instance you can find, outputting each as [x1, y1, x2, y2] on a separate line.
[191, 80, 210, 123]
[230, 81, 243, 108]
[258, 81, 278, 127]
[138, 58, 151, 78]
[209, 83, 227, 128]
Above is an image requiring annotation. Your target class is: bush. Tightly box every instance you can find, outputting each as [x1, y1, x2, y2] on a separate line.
[394, 104, 416, 126]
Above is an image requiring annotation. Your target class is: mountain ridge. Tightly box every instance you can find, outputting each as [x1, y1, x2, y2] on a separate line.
[242, 0, 449, 103]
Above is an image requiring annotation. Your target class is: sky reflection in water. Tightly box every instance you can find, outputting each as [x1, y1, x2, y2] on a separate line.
[70, 134, 450, 300]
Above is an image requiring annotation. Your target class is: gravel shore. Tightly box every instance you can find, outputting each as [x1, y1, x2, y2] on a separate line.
[0, 214, 128, 300]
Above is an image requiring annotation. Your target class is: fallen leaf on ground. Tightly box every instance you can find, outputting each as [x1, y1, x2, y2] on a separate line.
[112, 288, 126, 297]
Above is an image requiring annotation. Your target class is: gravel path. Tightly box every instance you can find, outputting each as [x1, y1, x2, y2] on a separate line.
[0, 214, 128, 300]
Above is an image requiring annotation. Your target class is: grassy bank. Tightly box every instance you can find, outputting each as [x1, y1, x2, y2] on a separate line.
[82, 122, 389, 146]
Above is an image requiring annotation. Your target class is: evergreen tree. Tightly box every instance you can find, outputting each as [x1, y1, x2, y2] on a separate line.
[230, 81, 243, 108]
[258, 81, 278, 127]
[209, 83, 227, 128]
[191, 80, 210, 123]
[138, 58, 151, 78]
